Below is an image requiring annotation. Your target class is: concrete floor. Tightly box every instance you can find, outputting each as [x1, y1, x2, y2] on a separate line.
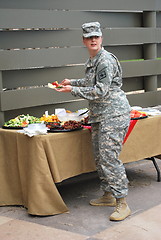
[0, 159, 161, 238]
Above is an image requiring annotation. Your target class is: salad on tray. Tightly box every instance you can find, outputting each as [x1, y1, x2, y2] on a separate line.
[3, 114, 41, 128]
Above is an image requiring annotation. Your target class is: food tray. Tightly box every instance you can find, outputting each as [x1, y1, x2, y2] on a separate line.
[131, 116, 148, 120]
[48, 127, 83, 133]
[2, 126, 24, 129]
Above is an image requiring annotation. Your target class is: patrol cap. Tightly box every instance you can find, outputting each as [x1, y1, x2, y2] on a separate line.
[82, 22, 102, 38]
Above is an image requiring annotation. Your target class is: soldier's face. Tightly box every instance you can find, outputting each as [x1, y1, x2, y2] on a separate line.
[83, 36, 102, 55]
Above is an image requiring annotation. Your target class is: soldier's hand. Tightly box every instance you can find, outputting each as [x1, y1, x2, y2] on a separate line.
[61, 79, 71, 86]
[54, 85, 72, 92]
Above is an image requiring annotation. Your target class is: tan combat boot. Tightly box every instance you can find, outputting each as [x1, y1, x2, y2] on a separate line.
[109, 197, 131, 221]
[90, 192, 116, 206]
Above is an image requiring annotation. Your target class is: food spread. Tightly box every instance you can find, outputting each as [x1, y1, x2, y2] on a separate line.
[3, 110, 88, 131]
[2, 108, 149, 132]
[48, 81, 63, 89]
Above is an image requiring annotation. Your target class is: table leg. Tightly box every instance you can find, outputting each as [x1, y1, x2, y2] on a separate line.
[146, 157, 161, 182]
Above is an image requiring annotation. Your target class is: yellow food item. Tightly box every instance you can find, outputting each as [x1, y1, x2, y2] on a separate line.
[40, 114, 60, 122]
[66, 110, 72, 113]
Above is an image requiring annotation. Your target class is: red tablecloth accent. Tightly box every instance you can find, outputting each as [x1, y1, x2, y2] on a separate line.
[123, 119, 138, 144]
[83, 119, 138, 144]
[83, 125, 92, 130]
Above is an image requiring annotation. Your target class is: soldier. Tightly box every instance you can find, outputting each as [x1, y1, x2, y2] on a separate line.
[54, 22, 131, 221]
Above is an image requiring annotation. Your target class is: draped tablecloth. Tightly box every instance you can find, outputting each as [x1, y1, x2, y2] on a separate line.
[120, 115, 161, 163]
[0, 115, 161, 215]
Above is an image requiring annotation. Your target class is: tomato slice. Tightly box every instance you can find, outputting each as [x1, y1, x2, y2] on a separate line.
[21, 121, 28, 127]
[52, 81, 59, 87]
[51, 81, 63, 88]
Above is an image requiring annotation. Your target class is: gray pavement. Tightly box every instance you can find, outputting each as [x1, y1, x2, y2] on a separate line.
[0, 159, 161, 239]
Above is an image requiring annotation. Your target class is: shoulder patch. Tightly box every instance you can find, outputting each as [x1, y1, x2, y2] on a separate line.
[98, 70, 107, 80]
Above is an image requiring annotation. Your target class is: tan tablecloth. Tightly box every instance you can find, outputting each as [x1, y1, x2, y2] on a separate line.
[0, 115, 161, 215]
[0, 128, 95, 215]
[120, 115, 161, 162]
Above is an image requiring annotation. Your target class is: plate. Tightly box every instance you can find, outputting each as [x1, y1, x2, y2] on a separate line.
[48, 127, 83, 133]
[2, 125, 24, 129]
[82, 123, 91, 126]
[131, 116, 148, 120]
[48, 83, 63, 89]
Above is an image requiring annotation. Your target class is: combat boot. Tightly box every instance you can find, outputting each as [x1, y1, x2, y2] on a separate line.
[90, 192, 116, 206]
[109, 197, 131, 221]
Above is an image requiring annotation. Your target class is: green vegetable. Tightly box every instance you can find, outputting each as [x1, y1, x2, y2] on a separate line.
[4, 114, 41, 127]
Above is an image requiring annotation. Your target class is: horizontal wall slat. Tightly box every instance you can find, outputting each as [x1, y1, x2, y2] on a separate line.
[0, 87, 80, 111]
[0, 48, 88, 71]
[2, 66, 85, 89]
[0, 9, 142, 29]
[2, 87, 161, 112]
[0, 29, 84, 49]
[0, 0, 161, 11]
[123, 77, 144, 92]
[127, 90, 161, 107]
[104, 28, 161, 46]
[107, 45, 143, 61]
[121, 59, 161, 78]
[0, 9, 87, 29]
[1, 28, 161, 50]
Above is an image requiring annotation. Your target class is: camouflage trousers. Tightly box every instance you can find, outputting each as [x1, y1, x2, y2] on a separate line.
[91, 114, 130, 198]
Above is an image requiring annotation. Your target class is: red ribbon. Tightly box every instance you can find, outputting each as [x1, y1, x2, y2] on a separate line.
[83, 119, 138, 144]
[123, 119, 138, 144]
[83, 125, 92, 131]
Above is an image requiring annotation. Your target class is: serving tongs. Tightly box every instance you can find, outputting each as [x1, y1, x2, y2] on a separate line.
[78, 109, 89, 116]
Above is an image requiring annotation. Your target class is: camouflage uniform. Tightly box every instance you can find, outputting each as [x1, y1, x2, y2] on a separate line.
[71, 40, 131, 198]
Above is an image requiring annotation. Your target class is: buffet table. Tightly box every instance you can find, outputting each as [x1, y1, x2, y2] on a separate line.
[0, 115, 161, 216]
